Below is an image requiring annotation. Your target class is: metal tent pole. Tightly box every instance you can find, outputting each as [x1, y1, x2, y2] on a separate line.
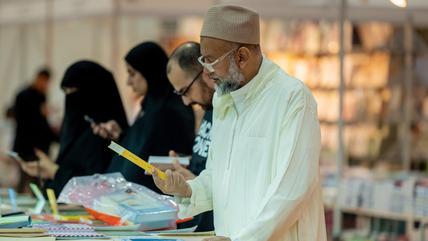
[333, 0, 347, 239]
[401, 10, 413, 172]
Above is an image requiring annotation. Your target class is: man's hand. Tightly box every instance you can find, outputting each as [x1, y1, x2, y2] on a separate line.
[20, 149, 58, 179]
[152, 168, 192, 197]
[91, 120, 122, 141]
[169, 150, 196, 180]
[203, 236, 231, 241]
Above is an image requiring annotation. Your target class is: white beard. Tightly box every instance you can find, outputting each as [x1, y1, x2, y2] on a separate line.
[214, 56, 245, 96]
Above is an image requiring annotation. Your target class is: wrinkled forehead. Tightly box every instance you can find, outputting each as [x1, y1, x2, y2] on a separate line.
[200, 37, 234, 59]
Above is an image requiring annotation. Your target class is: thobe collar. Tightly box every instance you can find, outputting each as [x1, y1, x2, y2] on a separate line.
[213, 57, 278, 119]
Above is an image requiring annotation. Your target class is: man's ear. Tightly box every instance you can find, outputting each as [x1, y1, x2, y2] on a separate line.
[237, 47, 251, 69]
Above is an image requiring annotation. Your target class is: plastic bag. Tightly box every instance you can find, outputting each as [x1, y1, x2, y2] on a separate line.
[58, 173, 177, 230]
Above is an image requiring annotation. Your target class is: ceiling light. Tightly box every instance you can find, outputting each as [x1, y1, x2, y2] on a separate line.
[390, 0, 407, 8]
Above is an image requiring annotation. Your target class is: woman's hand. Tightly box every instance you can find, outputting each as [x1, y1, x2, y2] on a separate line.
[91, 120, 122, 141]
[20, 149, 58, 180]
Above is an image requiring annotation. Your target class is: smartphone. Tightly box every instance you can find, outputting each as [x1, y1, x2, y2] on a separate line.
[85, 115, 114, 140]
[84, 115, 96, 125]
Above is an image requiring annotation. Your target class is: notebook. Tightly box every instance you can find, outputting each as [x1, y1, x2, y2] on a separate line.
[0, 215, 31, 228]
[33, 223, 105, 238]
[0, 228, 47, 238]
[0, 237, 55, 241]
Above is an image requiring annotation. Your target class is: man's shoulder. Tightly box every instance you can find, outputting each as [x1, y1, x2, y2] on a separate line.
[17, 86, 30, 95]
[264, 65, 312, 101]
[15, 86, 34, 102]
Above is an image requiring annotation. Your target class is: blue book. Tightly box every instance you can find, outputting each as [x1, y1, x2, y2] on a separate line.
[0, 215, 31, 228]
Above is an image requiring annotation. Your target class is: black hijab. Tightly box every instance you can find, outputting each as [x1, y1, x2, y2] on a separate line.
[124, 41, 172, 102]
[46, 60, 128, 195]
[108, 42, 195, 190]
[57, 60, 128, 163]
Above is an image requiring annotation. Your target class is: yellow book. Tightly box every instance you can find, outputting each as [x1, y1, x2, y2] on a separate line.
[46, 189, 58, 217]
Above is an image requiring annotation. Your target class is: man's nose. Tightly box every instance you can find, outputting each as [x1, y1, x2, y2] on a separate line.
[182, 96, 191, 106]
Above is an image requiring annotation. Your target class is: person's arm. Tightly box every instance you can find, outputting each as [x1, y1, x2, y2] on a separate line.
[175, 160, 214, 219]
[91, 120, 123, 141]
[152, 149, 214, 219]
[20, 149, 58, 179]
[232, 88, 321, 241]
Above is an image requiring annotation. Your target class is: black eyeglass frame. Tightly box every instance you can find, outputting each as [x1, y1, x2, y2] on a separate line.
[173, 70, 203, 96]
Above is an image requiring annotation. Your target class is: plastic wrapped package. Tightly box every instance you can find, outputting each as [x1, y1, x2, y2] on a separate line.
[58, 173, 177, 230]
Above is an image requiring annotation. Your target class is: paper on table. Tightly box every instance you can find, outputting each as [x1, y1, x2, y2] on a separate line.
[0, 228, 45, 233]
[0, 237, 55, 241]
[46, 189, 58, 217]
[146, 226, 197, 235]
[33, 223, 106, 238]
[0, 215, 31, 228]
[7, 189, 17, 212]
[111, 238, 185, 241]
[94, 224, 141, 231]
[146, 226, 215, 237]
[148, 156, 190, 166]
[29, 184, 45, 214]
[0, 234, 47, 238]
[156, 232, 215, 237]
[0, 228, 46, 237]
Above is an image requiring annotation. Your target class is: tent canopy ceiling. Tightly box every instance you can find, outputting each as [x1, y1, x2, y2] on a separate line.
[0, 0, 427, 25]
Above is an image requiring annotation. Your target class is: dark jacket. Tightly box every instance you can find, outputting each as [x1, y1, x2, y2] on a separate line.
[13, 87, 56, 160]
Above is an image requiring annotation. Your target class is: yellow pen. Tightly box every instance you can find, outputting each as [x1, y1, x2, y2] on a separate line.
[108, 141, 167, 180]
[46, 188, 59, 217]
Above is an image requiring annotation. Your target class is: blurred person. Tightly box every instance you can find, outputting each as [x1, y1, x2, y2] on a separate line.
[165, 41, 215, 231]
[0, 107, 20, 189]
[12, 67, 57, 192]
[92, 42, 195, 192]
[20, 61, 128, 195]
[13, 67, 57, 161]
[2, 106, 17, 150]
[152, 5, 326, 241]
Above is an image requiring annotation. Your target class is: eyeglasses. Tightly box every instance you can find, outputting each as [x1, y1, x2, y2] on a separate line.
[173, 70, 203, 96]
[197, 47, 237, 73]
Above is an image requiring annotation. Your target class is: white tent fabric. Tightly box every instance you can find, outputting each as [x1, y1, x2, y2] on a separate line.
[1, 0, 428, 24]
[0, 16, 165, 123]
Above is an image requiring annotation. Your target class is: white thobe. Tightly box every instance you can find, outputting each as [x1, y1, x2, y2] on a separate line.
[177, 57, 327, 241]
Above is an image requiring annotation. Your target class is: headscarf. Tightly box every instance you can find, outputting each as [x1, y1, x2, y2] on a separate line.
[58, 60, 128, 158]
[107, 43, 195, 190]
[124, 42, 172, 102]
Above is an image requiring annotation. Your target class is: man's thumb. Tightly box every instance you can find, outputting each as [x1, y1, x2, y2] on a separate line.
[169, 150, 178, 157]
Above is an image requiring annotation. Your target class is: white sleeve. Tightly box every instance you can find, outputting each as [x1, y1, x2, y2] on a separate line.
[233, 88, 321, 241]
[175, 150, 214, 219]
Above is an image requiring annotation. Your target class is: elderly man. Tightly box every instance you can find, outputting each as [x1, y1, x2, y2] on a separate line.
[153, 5, 326, 241]
[166, 41, 215, 231]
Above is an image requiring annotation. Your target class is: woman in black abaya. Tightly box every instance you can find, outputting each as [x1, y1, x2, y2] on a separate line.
[21, 60, 128, 195]
[93, 42, 195, 192]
